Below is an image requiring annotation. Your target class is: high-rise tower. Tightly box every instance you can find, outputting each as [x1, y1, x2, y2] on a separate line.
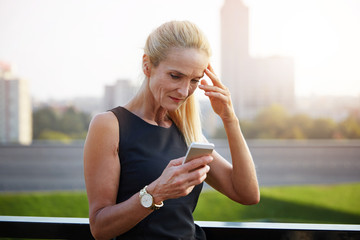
[221, 0, 294, 119]
[0, 62, 32, 145]
[221, 0, 250, 116]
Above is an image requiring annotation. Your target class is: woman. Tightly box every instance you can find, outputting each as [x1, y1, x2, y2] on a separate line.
[84, 20, 259, 240]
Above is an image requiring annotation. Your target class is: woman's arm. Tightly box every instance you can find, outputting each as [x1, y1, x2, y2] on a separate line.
[199, 65, 260, 205]
[84, 112, 213, 240]
[205, 120, 260, 205]
[84, 112, 153, 239]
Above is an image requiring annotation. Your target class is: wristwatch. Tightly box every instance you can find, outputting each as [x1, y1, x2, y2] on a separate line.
[139, 186, 164, 210]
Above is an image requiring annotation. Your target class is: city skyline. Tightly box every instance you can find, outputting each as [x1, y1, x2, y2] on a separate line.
[221, 0, 295, 119]
[1, 0, 360, 101]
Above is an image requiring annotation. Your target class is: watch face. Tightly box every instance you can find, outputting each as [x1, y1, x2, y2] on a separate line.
[141, 194, 153, 208]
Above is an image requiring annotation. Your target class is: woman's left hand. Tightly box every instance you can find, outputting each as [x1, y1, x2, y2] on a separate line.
[199, 64, 236, 122]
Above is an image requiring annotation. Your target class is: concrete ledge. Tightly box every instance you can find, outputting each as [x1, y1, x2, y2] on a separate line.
[1, 216, 360, 239]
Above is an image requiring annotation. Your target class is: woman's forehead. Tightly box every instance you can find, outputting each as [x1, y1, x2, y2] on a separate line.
[160, 48, 209, 76]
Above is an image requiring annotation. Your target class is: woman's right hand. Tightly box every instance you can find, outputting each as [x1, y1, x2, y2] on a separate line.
[147, 155, 213, 204]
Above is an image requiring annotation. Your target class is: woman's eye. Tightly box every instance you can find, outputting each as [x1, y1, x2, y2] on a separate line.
[191, 79, 200, 84]
[170, 74, 180, 79]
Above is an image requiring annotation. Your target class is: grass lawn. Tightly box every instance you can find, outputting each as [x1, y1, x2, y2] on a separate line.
[0, 183, 359, 224]
[0, 191, 89, 218]
[194, 183, 360, 224]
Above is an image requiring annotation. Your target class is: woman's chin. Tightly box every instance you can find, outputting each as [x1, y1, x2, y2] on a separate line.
[164, 103, 182, 112]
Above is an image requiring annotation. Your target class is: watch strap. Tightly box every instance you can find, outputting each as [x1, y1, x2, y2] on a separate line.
[150, 200, 164, 210]
[140, 186, 164, 210]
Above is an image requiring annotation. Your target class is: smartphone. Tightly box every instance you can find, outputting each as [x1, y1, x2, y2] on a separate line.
[182, 142, 215, 164]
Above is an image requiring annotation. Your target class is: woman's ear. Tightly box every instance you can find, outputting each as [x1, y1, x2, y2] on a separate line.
[142, 54, 151, 77]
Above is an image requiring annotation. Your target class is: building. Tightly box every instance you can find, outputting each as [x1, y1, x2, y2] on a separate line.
[103, 79, 138, 110]
[0, 62, 32, 145]
[221, 0, 295, 119]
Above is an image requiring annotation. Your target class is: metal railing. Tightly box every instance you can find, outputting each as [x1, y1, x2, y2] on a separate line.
[1, 216, 360, 239]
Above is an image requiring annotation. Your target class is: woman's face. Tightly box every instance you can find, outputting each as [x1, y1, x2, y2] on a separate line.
[147, 48, 209, 111]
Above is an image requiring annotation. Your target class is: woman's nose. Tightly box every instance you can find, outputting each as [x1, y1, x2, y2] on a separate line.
[177, 81, 190, 97]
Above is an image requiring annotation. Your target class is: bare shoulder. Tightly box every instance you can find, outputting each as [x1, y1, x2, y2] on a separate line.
[89, 111, 118, 131]
[85, 111, 119, 152]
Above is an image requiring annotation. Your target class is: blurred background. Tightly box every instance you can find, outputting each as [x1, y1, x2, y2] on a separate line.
[0, 0, 359, 225]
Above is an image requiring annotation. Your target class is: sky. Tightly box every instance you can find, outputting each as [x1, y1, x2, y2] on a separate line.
[0, 0, 359, 101]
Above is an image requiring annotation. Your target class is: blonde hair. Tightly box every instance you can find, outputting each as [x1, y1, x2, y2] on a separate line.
[144, 20, 212, 145]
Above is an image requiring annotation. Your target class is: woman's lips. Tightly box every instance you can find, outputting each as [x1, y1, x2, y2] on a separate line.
[170, 96, 183, 103]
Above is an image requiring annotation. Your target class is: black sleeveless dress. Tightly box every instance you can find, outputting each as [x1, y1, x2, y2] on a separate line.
[110, 106, 206, 240]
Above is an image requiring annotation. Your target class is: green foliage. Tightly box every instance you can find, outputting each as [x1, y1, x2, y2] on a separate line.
[38, 130, 72, 143]
[33, 107, 59, 139]
[308, 118, 337, 138]
[286, 114, 313, 139]
[33, 106, 91, 140]
[253, 105, 289, 138]
[337, 113, 360, 139]
[213, 104, 360, 139]
[59, 107, 88, 134]
[0, 183, 359, 224]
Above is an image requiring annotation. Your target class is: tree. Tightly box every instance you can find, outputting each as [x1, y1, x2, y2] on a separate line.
[253, 104, 289, 138]
[208, 105, 360, 140]
[308, 118, 336, 139]
[38, 130, 72, 143]
[239, 120, 257, 139]
[281, 126, 306, 139]
[58, 107, 90, 136]
[284, 114, 313, 139]
[32, 107, 59, 139]
[337, 114, 360, 139]
[33, 106, 91, 140]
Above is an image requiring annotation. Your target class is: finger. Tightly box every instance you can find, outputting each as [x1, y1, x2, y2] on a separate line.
[186, 165, 210, 185]
[187, 175, 207, 188]
[204, 91, 229, 102]
[200, 79, 209, 86]
[177, 165, 209, 192]
[207, 63, 215, 73]
[205, 68, 224, 87]
[182, 155, 213, 172]
[199, 84, 229, 95]
[174, 186, 195, 198]
[199, 83, 230, 100]
[168, 157, 185, 167]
